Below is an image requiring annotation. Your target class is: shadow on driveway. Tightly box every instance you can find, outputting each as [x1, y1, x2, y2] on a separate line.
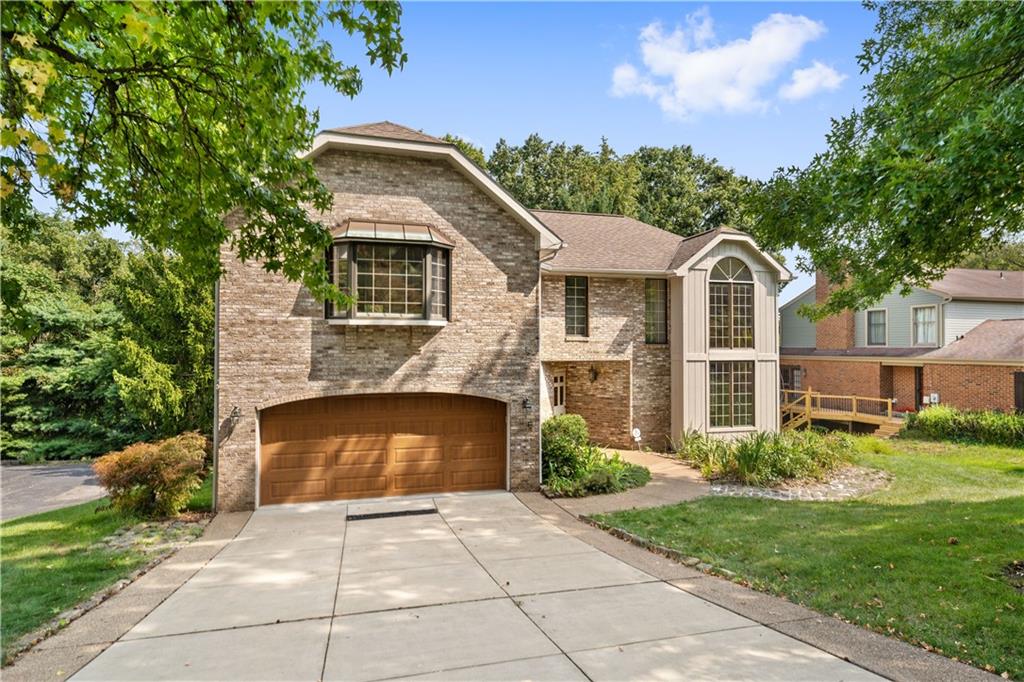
[1, 462, 105, 521]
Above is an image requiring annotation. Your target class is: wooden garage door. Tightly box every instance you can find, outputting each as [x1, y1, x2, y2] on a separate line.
[259, 393, 506, 505]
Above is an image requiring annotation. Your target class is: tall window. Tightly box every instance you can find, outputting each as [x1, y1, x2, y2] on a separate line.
[867, 309, 887, 346]
[913, 305, 937, 346]
[565, 276, 588, 337]
[645, 279, 668, 344]
[710, 361, 755, 428]
[327, 243, 450, 321]
[709, 258, 754, 349]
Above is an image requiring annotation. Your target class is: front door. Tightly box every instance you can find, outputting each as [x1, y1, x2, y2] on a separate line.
[552, 372, 566, 416]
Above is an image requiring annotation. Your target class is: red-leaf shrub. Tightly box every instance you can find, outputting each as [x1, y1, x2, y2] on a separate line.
[93, 432, 207, 517]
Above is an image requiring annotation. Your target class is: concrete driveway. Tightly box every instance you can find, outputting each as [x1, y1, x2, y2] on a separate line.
[72, 493, 879, 681]
[1, 462, 105, 521]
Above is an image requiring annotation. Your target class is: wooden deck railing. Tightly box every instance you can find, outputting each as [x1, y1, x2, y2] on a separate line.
[780, 388, 896, 428]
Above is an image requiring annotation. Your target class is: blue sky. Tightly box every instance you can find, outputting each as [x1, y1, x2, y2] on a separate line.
[311, 2, 877, 303]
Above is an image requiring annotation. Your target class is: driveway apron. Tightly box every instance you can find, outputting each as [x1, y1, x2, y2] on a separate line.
[72, 492, 880, 681]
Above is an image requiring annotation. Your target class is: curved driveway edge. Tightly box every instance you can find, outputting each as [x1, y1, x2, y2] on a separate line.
[2, 511, 251, 682]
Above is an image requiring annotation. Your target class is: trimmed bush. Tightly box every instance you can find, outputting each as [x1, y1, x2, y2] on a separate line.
[93, 432, 207, 517]
[908, 405, 1024, 447]
[541, 414, 590, 480]
[541, 415, 651, 497]
[672, 429, 853, 486]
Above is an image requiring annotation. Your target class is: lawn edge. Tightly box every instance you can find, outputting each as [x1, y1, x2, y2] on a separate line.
[2, 513, 212, 666]
[580, 514, 1005, 681]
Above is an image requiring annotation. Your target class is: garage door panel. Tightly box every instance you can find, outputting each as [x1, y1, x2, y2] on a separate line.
[333, 449, 388, 468]
[260, 393, 506, 505]
[393, 472, 446, 493]
[270, 478, 328, 501]
[266, 451, 329, 471]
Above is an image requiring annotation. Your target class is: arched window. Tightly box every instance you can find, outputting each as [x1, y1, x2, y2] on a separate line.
[709, 257, 754, 349]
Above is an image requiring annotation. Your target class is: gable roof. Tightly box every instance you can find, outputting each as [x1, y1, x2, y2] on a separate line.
[323, 121, 444, 144]
[927, 268, 1024, 302]
[307, 123, 562, 251]
[923, 318, 1024, 362]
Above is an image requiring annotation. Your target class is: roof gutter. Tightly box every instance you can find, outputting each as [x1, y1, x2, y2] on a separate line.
[541, 265, 671, 278]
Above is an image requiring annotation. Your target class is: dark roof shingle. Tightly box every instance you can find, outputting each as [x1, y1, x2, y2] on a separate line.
[533, 211, 683, 272]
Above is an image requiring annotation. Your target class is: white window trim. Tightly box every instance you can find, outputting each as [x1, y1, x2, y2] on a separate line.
[865, 308, 888, 347]
[911, 304, 939, 347]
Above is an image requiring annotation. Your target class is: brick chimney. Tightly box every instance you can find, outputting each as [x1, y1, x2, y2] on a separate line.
[815, 271, 855, 350]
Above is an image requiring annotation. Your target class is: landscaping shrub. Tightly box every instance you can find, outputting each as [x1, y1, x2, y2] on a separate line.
[541, 414, 590, 480]
[672, 429, 853, 486]
[908, 405, 1024, 447]
[93, 432, 207, 517]
[541, 415, 651, 497]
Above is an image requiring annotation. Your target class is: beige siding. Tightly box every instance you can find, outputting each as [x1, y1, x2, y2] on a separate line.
[670, 240, 782, 440]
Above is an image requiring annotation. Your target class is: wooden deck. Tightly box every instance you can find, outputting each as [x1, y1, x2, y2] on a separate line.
[781, 389, 903, 436]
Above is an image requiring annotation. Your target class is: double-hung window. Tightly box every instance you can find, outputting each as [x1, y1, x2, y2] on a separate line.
[710, 361, 755, 428]
[867, 309, 887, 346]
[565, 276, 588, 337]
[912, 305, 938, 346]
[326, 220, 452, 323]
[709, 258, 754, 349]
[644, 279, 668, 344]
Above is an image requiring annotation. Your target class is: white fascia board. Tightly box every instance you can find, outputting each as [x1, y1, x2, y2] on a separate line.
[305, 133, 564, 252]
[778, 283, 816, 312]
[673, 233, 792, 281]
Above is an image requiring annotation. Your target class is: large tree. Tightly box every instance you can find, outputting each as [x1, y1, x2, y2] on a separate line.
[1, 1, 405, 303]
[482, 133, 751, 237]
[752, 1, 1023, 316]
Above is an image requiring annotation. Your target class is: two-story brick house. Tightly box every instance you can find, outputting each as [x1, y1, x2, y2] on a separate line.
[214, 122, 790, 511]
[780, 270, 1024, 413]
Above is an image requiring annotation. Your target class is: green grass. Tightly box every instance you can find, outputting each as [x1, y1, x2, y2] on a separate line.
[597, 436, 1024, 678]
[0, 473, 213, 663]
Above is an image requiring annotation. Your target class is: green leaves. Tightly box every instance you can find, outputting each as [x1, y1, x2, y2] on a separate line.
[752, 1, 1024, 317]
[1, 1, 405, 302]
[483, 134, 753, 238]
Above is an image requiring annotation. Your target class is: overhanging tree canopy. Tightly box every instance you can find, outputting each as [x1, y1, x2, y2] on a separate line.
[752, 1, 1024, 317]
[1, 1, 405, 302]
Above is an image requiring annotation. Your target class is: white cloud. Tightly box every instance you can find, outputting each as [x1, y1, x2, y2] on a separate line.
[611, 7, 836, 118]
[779, 61, 847, 100]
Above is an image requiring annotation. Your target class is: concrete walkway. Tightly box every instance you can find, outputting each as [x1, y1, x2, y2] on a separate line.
[1, 462, 105, 521]
[553, 449, 707, 516]
[59, 493, 879, 682]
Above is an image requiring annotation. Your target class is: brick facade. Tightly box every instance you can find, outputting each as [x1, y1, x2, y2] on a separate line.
[781, 357, 1023, 413]
[814, 272, 855, 350]
[796, 358, 885, 399]
[540, 275, 671, 449]
[923, 364, 1023, 412]
[216, 149, 542, 511]
[543, 360, 633, 448]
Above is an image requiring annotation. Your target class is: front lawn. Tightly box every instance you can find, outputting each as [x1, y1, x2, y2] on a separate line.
[0, 474, 213, 663]
[596, 436, 1024, 679]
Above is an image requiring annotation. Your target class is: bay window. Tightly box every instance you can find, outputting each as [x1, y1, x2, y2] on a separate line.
[326, 220, 452, 323]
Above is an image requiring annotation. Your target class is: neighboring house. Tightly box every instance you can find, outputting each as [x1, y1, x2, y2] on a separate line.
[780, 271, 1024, 413]
[214, 122, 790, 511]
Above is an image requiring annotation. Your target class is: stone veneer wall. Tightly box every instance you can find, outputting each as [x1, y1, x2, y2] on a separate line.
[541, 275, 671, 450]
[216, 149, 542, 511]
